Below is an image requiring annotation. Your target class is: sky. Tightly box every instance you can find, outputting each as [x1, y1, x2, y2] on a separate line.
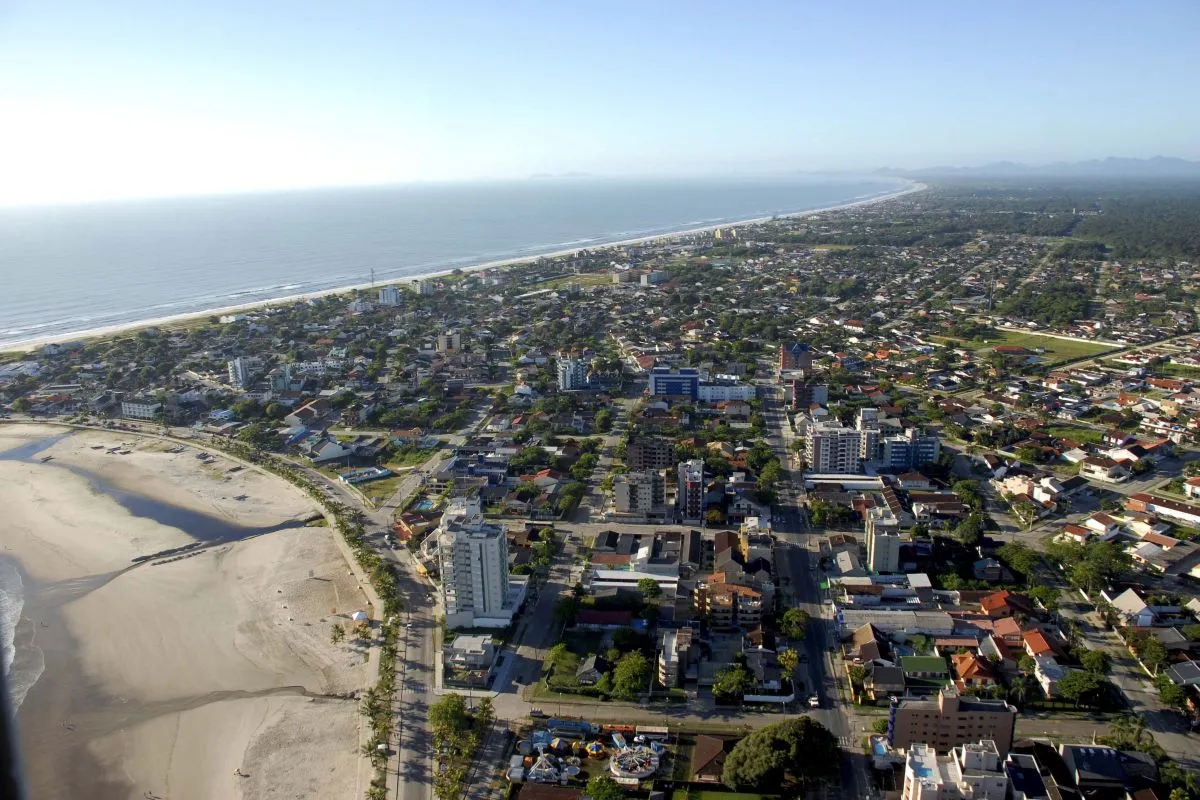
[1, 0, 1198, 205]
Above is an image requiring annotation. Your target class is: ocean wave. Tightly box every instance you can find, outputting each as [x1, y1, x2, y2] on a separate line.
[0, 559, 42, 712]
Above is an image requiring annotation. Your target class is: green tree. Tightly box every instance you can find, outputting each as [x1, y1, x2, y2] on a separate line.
[612, 651, 650, 699]
[330, 623, 345, 644]
[1138, 634, 1169, 674]
[429, 693, 469, 734]
[1057, 670, 1102, 707]
[778, 648, 799, 676]
[1028, 585, 1060, 614]
[713, 663, 754, 702]
[780, 608, 811, 640]
[955, 513, 985, 548]
[637, 577, 662, 600]
[997, 542, 1040, 582]
[1156, 674, 1188, 709]
[584, 775, 624, 800]
[871, 718, 889, 734]
[722, 717, 839, 792]
[1079, 649, 1109, 675]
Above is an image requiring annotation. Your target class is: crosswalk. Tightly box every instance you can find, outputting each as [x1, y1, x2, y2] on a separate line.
[838, 736, 855, 748]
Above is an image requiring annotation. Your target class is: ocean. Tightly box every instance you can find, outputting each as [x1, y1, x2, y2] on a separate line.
[0, 177, 907, 349]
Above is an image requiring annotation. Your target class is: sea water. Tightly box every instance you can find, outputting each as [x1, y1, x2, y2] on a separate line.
[0, 557, 41, 713]
[0, 177, 907, 348]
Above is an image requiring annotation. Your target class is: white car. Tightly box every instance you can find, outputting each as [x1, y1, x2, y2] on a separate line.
[807, 695, 820, 709]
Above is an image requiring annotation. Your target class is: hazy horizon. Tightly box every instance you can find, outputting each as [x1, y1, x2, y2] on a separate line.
[2, 0, 1199, 205]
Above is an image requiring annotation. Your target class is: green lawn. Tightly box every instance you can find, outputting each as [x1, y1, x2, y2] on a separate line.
[1043, 425, 1104, 445]
[974, 330, 1116, 363]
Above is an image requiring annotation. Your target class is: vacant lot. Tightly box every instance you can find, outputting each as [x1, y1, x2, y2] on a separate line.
[976, 329, 1116, 363]
[1044, 425, 1104, 445]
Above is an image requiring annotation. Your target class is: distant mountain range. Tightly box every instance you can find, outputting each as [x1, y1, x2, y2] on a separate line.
[873, 156, 1200, 179]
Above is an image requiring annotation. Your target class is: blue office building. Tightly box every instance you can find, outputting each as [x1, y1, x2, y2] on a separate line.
[648, 367, 700, 399]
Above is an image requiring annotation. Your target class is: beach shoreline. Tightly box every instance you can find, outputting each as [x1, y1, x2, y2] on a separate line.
[1, 181, 924, 353]
[0, 424, 371, 799]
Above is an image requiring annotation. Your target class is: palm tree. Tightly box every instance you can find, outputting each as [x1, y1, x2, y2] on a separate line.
[1008, 678, 1029, 708]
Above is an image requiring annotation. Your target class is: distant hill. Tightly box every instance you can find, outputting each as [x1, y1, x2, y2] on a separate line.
[873, 156, 1200, 179]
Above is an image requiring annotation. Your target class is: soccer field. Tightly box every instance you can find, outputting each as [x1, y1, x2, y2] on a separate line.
[975, 329, 1116, 363]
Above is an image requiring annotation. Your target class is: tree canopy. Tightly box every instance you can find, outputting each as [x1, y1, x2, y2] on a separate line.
[722, 717, 839, 792]
[611, 651, 650, 699]
[780, 608, 811, 640]
[584, 775, 624, 800]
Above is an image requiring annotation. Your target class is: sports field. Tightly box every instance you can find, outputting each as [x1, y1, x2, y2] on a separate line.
[975, 329, 1116, 363]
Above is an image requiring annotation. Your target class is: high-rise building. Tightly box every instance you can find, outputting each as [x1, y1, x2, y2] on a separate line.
[377, 285, 403, 306]
[889, 688, 1017, 756]
[613, 471, 666, 515]
[857, 407, 883, 462]
[866, 506, 902, 573]
[805, 421, 863, 474]
[779, 342, 813, 374]
[627, 437, 677, 471]
[882, 429, 943, 470]
[556, 356, 588, 391]
[416, 278, 435, 295]
[227, 356, 254, 390]
[902, 740, 1008, 800]
[677, 459, 705, 524]
[437, 497, 511, 629]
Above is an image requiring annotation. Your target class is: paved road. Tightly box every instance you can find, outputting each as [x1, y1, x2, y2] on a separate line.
[1057, 596, 1200, 772]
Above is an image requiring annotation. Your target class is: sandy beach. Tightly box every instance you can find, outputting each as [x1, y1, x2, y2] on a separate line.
[0, 424, 372, 799]
[2, 181, 924, 353]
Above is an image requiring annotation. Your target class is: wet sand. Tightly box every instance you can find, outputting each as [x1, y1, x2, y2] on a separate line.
[0, 424, 373, 799]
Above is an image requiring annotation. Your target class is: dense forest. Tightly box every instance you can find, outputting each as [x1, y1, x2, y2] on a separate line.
[997, 278, 1091, 325]
[930, 179, 1200, 259]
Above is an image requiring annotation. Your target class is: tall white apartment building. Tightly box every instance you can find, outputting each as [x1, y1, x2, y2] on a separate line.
[805, 421, 863, 474]
[227, 356, 255, 390]
[857, 407, 883, 462]
[377, 285, 403, 306]
[556, 356, 588, 390]
[866, 506, 902, 573]
[437, 497, 512, 629]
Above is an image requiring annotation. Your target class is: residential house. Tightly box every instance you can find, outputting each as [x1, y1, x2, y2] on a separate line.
[980, 590, 1034, 620]
[443, 634, 495, 670]
[1079, 456, 1129, 484]
[575, 655, 606, 686]
[1185, 476, 1200, 500]
[1104, 588, 1156, 628]
[690, 735, 737, 784]
[952, 652, 998, 691]
[903, 655, 952, 693]
[863, 662, 905, 700]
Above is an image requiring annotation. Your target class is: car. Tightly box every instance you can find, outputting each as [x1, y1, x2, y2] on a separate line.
[807, 695, 820, 708]
[405, 622, 413, 628]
